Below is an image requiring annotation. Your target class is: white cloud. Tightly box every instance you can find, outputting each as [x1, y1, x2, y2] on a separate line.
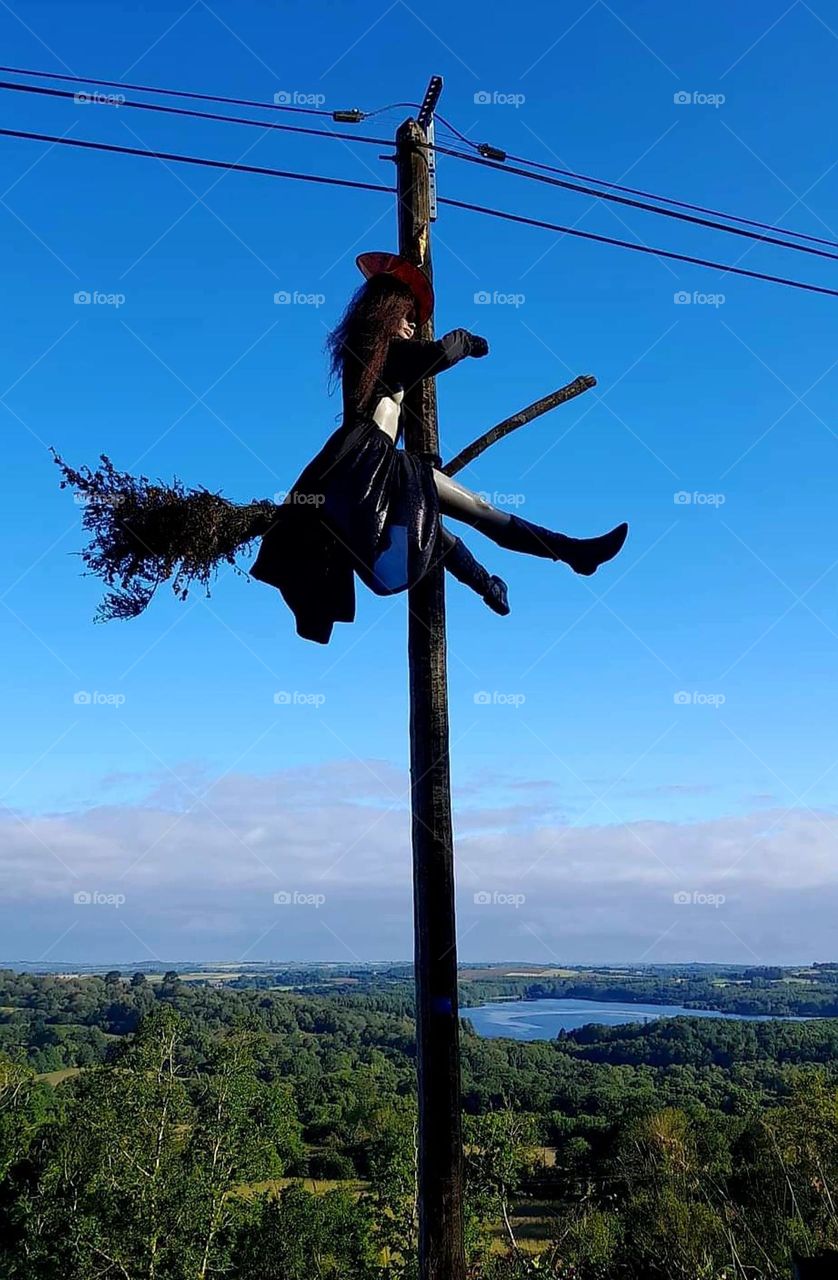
[1, 762, 837, 963]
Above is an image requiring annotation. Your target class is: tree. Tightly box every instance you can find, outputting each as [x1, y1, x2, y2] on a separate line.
[13, 1007, 192, 1278]
[366, 1101, 419, 1277]
[234, 1185, 379, 1280]
[181, 1033, 304, 1278]
[464, 1109, 537, 1265]
[0, 1056, 51, 1181]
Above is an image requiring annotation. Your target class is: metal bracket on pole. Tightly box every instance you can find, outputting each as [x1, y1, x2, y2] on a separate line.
[427, 117, 438, 222]
[417, 75, 443, 130]
[418, 75, 442, 223]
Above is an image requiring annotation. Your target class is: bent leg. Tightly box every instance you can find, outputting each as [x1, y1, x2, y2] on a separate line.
[437, 527, 509, 616]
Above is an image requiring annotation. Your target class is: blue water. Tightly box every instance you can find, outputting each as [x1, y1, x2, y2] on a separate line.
[465, 998, 807, 1040]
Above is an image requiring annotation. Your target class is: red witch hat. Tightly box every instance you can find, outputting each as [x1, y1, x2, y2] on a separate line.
[355, 252, 434, 325]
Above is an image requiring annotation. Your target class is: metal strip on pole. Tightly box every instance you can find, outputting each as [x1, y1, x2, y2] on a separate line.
[396, 103, 466, 1280]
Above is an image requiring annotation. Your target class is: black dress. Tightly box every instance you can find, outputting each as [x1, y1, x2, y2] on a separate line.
[250, 329, 477, 644]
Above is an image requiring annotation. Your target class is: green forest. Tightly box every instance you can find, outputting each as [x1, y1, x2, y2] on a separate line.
[1, 965, 837, 1277]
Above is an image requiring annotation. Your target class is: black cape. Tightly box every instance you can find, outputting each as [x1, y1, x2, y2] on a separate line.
[250, 330, 475, 644]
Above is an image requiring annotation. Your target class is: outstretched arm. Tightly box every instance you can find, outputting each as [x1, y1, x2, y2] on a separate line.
[385, 329, 489, 390]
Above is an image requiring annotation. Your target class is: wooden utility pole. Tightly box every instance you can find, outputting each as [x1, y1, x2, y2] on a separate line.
[396, 107, 466, 1280]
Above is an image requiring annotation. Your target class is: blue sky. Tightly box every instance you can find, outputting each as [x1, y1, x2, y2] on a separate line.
[1, 0, 838, 965]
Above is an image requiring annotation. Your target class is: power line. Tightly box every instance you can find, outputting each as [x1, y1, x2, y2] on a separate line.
[0, 63, 338, 119]
[0, 79, 390, 147]
[500, 149, 838, 253]
[434, 113, 477, 151]
[434, 115, 838, 254]
[435, 144, 838, 264]
[10, 69, 832, 267]
[437, 195, 838, 299]
[2, 125, 835, 298]
[363, 101, 421, 118]
[7, 61, 837, 259]
[0, 126, 393, 195]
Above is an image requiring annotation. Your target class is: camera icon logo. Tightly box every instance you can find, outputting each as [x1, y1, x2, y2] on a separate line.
[474, 291, 491, 304]
[673, 491, 692, 505]
[673, 890, 692, 904]
[273, 890, 292, 904]
[473, 891, 492, 904]
[74, 891, 92, 904]
[674, 91, 692, 105]
[674, 291, 691, 305]
[473, 91, 491, 105]
[74, 291, 92, 305]
[673, 691, 693, 705]
[74, 691, 92, 705]
[273, 91, 292, 105]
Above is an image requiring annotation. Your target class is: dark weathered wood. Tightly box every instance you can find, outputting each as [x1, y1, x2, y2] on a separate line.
[794, 1253, 838, 1279]
[442, 374, 596, 477]
[396, 116, 466, 1280]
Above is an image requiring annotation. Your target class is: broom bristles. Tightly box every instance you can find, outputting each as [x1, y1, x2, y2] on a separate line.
[53, 452, 279, 621]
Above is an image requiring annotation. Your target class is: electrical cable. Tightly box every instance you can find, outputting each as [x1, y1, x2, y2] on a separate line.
[2, 124, 835, 298]
[0, 62, 337, 118]
[500, 149, 838, 252]
[437, 194, 838, 299]
[0, 79, 391, 147]
[0, 126, 394, 194]
[7, 63, 835, 255]
[434, 144, 838, 264]
[432, 112, 838, 252]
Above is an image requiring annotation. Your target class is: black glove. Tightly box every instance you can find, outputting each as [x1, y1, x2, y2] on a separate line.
[467, 333, 489, 358]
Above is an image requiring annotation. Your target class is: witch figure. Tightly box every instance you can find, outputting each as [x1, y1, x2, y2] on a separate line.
[250, 251, 628, 643]
[55, 251, 627, 639]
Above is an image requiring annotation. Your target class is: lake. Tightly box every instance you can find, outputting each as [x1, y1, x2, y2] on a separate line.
[464, 997, 806, 1040]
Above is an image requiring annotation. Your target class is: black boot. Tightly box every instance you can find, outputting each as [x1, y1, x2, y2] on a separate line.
[441, 534, 510, 615]
[474, 514, 628, 576]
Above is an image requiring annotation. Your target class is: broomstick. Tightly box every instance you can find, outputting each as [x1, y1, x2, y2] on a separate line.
[54, 375, 594, 621]
[53, 452, 278, 621]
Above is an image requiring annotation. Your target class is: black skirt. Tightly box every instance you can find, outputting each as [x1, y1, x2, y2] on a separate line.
[250, 414, 440, 644]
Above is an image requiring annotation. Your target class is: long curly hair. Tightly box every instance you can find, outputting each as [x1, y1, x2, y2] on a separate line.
[326, 275, 415, 412]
